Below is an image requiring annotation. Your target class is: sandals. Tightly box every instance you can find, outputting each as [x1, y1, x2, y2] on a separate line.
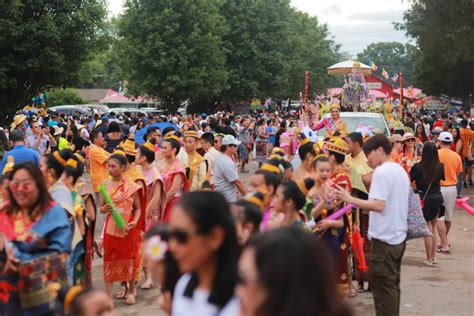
[356, 286, 366, 293]
[436, 248, 451, 254]
[140, 277, 154, 290]
[125, 290, 136, 305]
[422, 260, 433, 266]
[347, 287, 357, 298]
[116, 283, 128, 300]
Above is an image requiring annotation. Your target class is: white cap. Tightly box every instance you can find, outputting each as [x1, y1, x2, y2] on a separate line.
[221, 135, 241, 146]
[171, 116, 178, 122]
[438, 132, 453, 143]
[433, 126, 443, 134]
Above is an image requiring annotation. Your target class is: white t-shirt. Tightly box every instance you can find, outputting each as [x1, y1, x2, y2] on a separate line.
[213, 153, 239, 202]
[172, 274, 239, 316]
[368, 161, 409, 245]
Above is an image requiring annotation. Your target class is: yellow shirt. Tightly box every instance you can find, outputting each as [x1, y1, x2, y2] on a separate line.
[90, 144, 111, 192]
[345, 151, 372, 194]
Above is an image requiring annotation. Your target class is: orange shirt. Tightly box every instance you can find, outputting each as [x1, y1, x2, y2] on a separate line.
[438, 148, 462, 186]
[90, 144, 111, 192]
[459, 128, 474, 158]
[390, 149, 402, 163]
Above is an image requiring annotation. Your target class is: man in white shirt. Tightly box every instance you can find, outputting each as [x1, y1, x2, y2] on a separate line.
[335, 134, 409, 316]
[214, 135, 246, 202]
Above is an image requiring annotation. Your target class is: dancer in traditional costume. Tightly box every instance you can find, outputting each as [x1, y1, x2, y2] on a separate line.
[0, 163, 72, 315]
[157, 134, 188, 222]
[99, 153, 141, 305]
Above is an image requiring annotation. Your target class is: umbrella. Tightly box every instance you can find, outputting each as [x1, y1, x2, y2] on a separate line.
[327, 60, 372, 76]
[134, 122, 178, 145]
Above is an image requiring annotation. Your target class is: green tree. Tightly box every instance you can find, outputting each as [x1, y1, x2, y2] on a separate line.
[47, 88, 87, 107]
[397, 0, 474, 99]
[0, 0, 107, 115]
[77, 17, 122, 90]
[119, 0, 229, 111]
[357, 42, 417, 87]
[220, 0, 339, 102]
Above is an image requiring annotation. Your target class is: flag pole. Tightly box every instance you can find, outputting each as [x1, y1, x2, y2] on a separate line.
[400, 71, 404, 123]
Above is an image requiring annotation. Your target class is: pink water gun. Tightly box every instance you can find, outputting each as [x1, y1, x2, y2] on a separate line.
[456, 197, 474, 216]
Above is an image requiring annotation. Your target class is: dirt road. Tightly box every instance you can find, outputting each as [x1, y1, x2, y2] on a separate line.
[91, 161, 474, 315]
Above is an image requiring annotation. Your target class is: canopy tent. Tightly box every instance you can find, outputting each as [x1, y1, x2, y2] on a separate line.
[327, 60, 372, 76]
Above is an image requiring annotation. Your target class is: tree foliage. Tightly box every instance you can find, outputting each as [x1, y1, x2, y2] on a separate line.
[357, 42, 417, 87]
[47, 88, 87, 107]
[0, 0, 107, 115]
[397, 0, 474, 99]
[119, 0, 229, 110]
[118, 0, 341, 111]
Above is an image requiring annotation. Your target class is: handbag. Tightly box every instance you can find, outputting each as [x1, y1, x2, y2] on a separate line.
[407, 188, 432, 240]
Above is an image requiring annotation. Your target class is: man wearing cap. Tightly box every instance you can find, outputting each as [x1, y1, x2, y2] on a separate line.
[0, 130, 40, 172]
[432, 126, 443, 146]
[214, 135, 246, 202]
[49, 125, 69, 151]
[182, 130, 207, 191]
[436, 132, 462, 254]
[27, 120, 57, 156]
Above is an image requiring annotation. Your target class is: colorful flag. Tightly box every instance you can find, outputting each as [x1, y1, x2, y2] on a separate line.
[382, 68, 389, 79]
[371, 61, 378, 71]
[391, 73, 399, 82]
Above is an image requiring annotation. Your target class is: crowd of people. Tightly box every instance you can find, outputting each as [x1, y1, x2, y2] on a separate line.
[0, 103, 472, 316]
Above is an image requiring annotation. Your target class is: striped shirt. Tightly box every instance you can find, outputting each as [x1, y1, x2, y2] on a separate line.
[0, 145, 41, 172]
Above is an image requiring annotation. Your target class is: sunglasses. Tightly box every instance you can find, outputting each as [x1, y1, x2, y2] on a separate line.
[169, 229, 199, 244]
[405, 139, 415, 143]
[9, 180, 35, 192]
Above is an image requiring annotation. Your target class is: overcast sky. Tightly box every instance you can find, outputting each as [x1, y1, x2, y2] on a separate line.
[107, 0, 410, 56]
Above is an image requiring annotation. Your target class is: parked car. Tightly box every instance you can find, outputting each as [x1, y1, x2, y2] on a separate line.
[48, 105, 91, 116]
[291, 112, 390, 169]
[76, 104, 111, 115]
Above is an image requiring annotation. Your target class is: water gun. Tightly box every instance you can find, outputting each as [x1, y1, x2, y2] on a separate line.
[456, 197, 474, 216]
[97, 185, 126, 228]
[353, 230, 368, 272]
[325, 203, 354, 220]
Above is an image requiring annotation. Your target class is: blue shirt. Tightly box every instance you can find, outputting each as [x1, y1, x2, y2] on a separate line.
[0, 144, 41, 172]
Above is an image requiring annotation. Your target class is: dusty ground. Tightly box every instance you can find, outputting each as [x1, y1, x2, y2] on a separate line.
[91, 161, 474, 316]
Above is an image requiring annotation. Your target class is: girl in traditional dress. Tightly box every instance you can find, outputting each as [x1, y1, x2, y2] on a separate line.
[99, 153, 141, 305]
[0, 163, 72, 315]
[293, 133, 317, 182]
[157, 135, 188, 222]
[309, 103, 348, 139]
[272, 178, 315, 230]
[135, 139, 165, 289]
[60, 153, 96, 286]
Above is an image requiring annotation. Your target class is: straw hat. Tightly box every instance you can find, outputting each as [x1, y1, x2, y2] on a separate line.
[389, 134, 403, 143]
[52, 125, 64, 136]
[11, 114, 26, 129]
[402, 132, 415, 141]
[183, 130, 199, 139]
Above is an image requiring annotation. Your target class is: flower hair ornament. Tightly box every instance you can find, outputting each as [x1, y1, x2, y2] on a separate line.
[145, 236, 169, 261]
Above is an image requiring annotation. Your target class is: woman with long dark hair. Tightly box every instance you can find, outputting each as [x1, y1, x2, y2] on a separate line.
[236, 227, 352, 316]
[99, 153, 142, 304]
[0, 163, 72, 315]
[415, 124, 430, 144]
[410, 142, 445, 265]
[105, 122, 124, 153]
[169, 191, 239, 315]
[157, 135, 188, 222]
